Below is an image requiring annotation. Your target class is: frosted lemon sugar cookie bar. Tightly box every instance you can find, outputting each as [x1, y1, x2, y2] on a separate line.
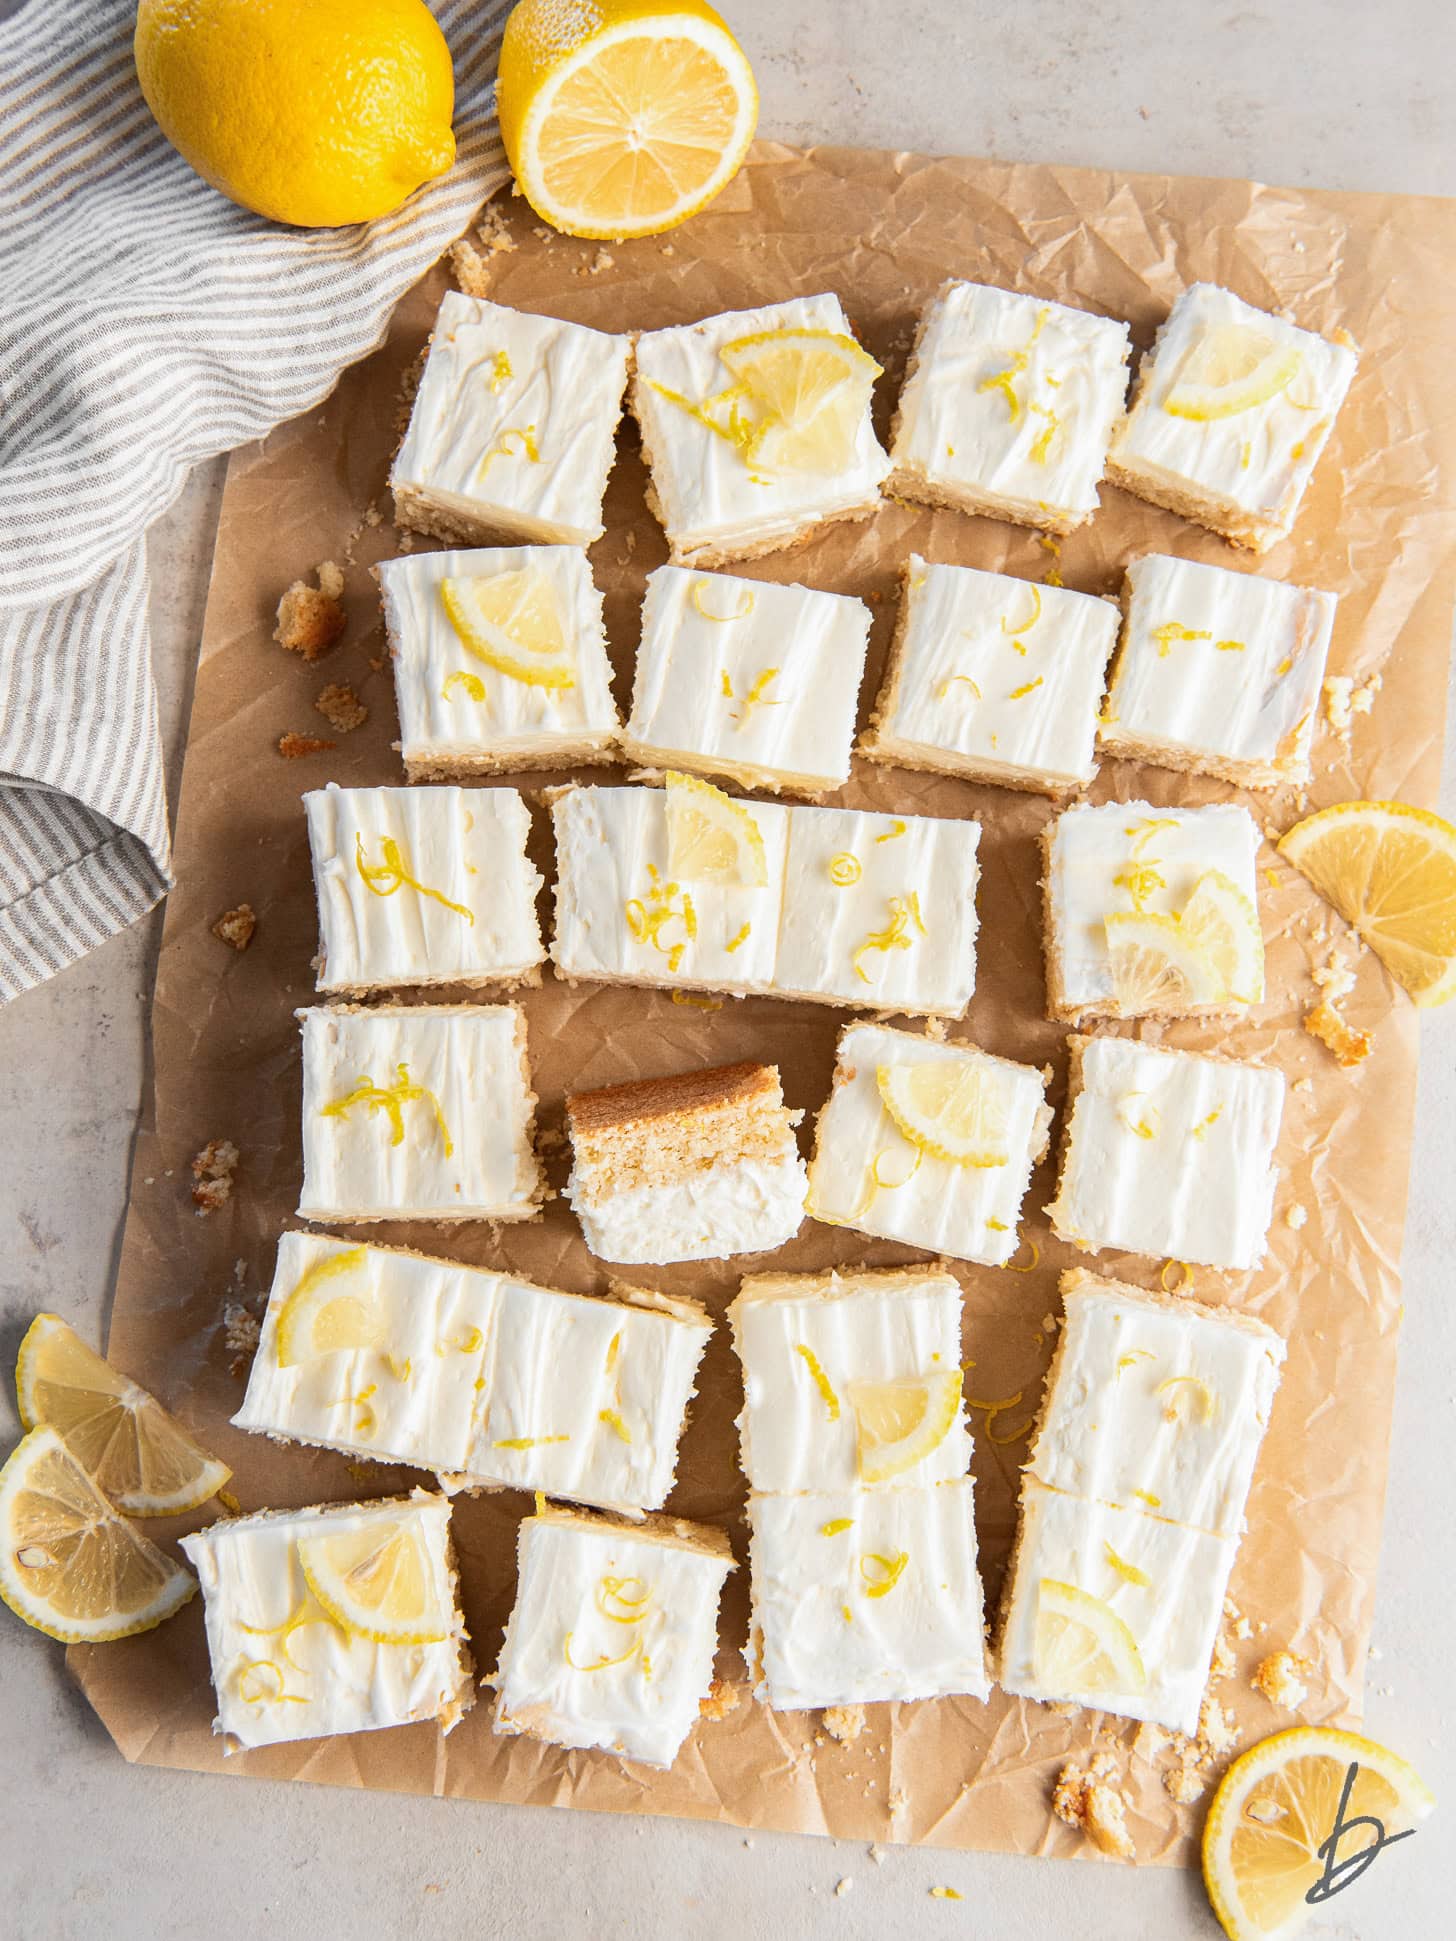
[492, 1505, 735, 1769]
[564, 1061, 806, 1265]
[1041, 799, 1264, 1023]
[1106, 283, 1358, 552]
[377, 544, 620, 779]
[1046, 1035, 1285, 1271]
[179, 1492, 473, 1750]
[391, 292, 631, 547]
[304, 783, 544, 995]
[296, 1003, 543, 1224]
[234, 1232, 711, 1516]
[860, 556, 1119, 795]
[886, 282, 1131, 535]
[631, 295, 891, 567]
[621, 565, 871, 797]
[806, 1023, 1051, 1267]
[1098, 553, 1337, 789]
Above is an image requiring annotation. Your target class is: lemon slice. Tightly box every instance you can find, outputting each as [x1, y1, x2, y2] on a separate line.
[273, 1249, 384, 1368]
[876, 1060, 1010, 1166]
[1202, 1726, 1435, 1940]
[846, 1371, 963, 1484]
[297, 1517, 448, 1646]
[664, 770, 768, 886]
[1278, 800, 1456, 1006]
[1164, 327, 1304, 421]
[1180, 870, 1266, 1003]
[498, 0, 758, 240]
[718, 329, 882, 473]
[1105, 910, 1228, 1014]
[1033, 1579, 1147, 1698]
[15, 1314, 231, 1517]
[0, 1426, 196, 1642]
[440, 569, 575, 690]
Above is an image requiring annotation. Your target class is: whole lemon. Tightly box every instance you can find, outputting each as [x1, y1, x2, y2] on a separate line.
[134, 0, 457, 228]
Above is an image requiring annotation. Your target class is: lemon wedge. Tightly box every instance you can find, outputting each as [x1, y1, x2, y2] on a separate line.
[1202, 1726, 1435, 1940]
[273, 1249, 383, 1368]
[297, 1518, 448, 1645]
[16, 1313, 231, 1517]
[1278, 800, 1456, 1006]
[846, 1371, 963, 1484]
[0, 1426, 197, 1642]
[1180, 869, 1266, 1003]
[440, 568, 575, 689]
[876, 1060, 1010, 1167]
[664, 770, 768, 886]
[1164, 327, 1303, 421]
[497, 0, 758, 239]
[1105, 910, 1227, 1014]
[1033, 1578, 1147, 1698]
[718, 329, 881, 473]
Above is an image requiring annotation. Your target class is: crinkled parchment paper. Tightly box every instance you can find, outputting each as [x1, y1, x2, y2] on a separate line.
[69, 144, 1456, 1866]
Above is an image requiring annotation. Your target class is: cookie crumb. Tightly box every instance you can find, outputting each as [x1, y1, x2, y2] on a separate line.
[222, 1299, 260, 1375]
[278, 731, 337, 760]
[315, 682, 369, 733]
[1252, 1648, 1313, 1710]
[822, 1704, 866, 1745]
[1052, 1764, 1135, 1859]
[211, 903, 256, 952]
[698, 1677, 741, 1721]
[1284, 1202, 1308, 1230]
[1322, 670, 1382, 742]
[275, 563, 347, 660]
[191, 1139, 239, 1215]
[834, 1878, 853, 1899]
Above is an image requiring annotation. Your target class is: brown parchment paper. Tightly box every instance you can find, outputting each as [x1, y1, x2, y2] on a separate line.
[69, 144, 1456, 1868]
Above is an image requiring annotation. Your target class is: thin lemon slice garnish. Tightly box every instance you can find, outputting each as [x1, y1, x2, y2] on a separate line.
[1032, 1578, 1147, 1698]
[0, 1425, 197, 1642]
[875, 1061, 1010, 1167]
[297, 1518, 449, 1646]
[273, 1248, 382, 1369]
[1179, 869, 1266, 1003]
[15, 1314, 231, 1517]
[717, 328, 882, 473]
[664, 770, 768, 886]
[1163, 326, 1303, 421]
[845, 1370, 963, 1484]
[1104, 910, 1227, 1014]
[440, 568, 576, 690]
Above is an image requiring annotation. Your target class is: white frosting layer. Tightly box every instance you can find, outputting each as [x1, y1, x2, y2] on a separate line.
[747, 1482, 990, 1709]
[567, 1149, 808, 1264]
[623, 565, 871, 793]
[180, 1493, 467, 1749]
[1103, 553, 1337, 781]
[1029, 1275, 1285, 1538]
[1046, 798, 1264, 1011]
[305, 783, 544, 991]
[378, 544, 621, 770]
[729, 1268, 969, 1493]
[892, 283, 1130, 520]
[998, 1480, 1235, 1733]
[296, 1003, 540, 1222]
[1046, 1036, 1284, 1270]
[391, 292, 630, 544]
[633, 295, 891, 558]
[806, 1022, 1051, 1266]
[494, 1513, 733, 1768]
[1109, 284, 1357, 532]
[873, 556, 1117, 789]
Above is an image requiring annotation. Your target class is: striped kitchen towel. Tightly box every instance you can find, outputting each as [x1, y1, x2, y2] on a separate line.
[0, 0, 512, 1003]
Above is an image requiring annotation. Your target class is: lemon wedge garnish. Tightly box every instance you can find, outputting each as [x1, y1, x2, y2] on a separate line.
[1032, 1578, 1147, 1698]
[1180, 869, 1265, 1003]
[0, 1425, 197, 1642]
[15, 1313, 231, 1517]
[1202, 1727, 1435, 1940]
[664, 770, 768, 886]
[440, 569, 575, 690]
[1104, 910, 1227, 1014]
[1278, 800, 1456, 1006]
[1164, 326, 1303, 421]
[717, 328, 882, 473]
[497, 0, 758, 240]
[273, 1248, 383, 1369]
[297, 1518, 449, 1646]
[875, 1061, 1010, 1167]
[846, 1370, 963, 1484]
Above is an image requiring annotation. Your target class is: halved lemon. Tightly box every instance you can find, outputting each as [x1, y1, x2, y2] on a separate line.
[1202, 1726, 1435, 1940]
[876, 1061, 1009, 1166]
[498, 0, 758, 240]
[440, 569, 575, 689]
[846, 1371, 963, 1484]
[0, 1426, 196, 1642]
[1164, 326, 1303, 421]
[718, 329, 881, 473]
[297, 1517, 448, 1645]
[16, 1314, 231, 1517]
[1033, 1578, 1147, 1698]
[1278, 800, 1456, 1006]
[1105, 910, 1227, 1014]
[1180, 869, 1266, 1003]
[274, 1248, 382, 1368]
[664, 770, 768, 885]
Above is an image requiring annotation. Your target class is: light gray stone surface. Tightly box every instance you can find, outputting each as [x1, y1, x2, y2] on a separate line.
[2, 4, 1453, 1935]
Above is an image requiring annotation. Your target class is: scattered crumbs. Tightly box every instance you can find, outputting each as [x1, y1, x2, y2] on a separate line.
[1209, 1627, 1237, 1681]
[1042, 1312, 1057, 1334]
[823, 1704, 866, 1745]
[1225, 1598, 1254, 1643]
[888, 1786, 909, 1819]
[449, 203, 519, 295]
[929, 1886, 962, 1901]
[315, 681, 369, 733]
[1047, 1699, 1079, 1718]
[659, 242, 676, 256]
[215, 1488, 241, 1514]
[1132, 1720, 1170, 1765]
[1305, 950, 1370, 1067]
[1198, 1695, 1239, 1759]
[211, 903, 256, 952]
[834, 1878, 853, 1899]
[1052, 1763, 1136, 1859]
[923, 1015, 949, 1042]
[533, 224, 553, 242]
[1293, 1076, 1314, 1095]
[1285, 1202, 1308, 1230]
[222, 1300, 261, 1377]
[275, 562, 347, 660]
[1252, 1648, 1313, 1710]
[867, 1844, 885, 1866]
[397, 531, 417, 552]
[1164, 1762, 1206, 1808]
[699, 1677, 741, 1721]
[364, 503, 383, 528]
[191, 1138, 239, 1215]
[278, 731, 337, 760]
[588, 247, 615, 275]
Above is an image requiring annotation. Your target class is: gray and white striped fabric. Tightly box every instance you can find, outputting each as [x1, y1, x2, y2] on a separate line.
[0, 0, 512, 1002]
